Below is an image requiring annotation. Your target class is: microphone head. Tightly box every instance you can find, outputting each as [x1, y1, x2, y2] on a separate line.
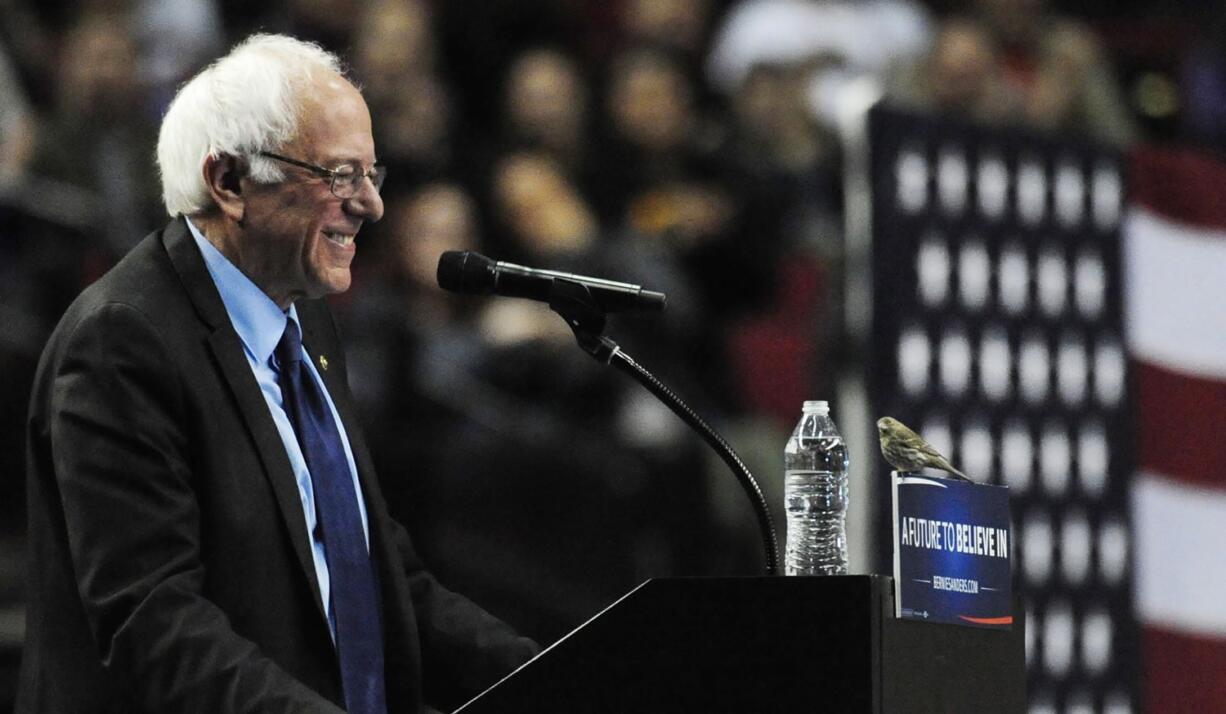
[437, 250, 496, 295]
[638, 290, 667, 312]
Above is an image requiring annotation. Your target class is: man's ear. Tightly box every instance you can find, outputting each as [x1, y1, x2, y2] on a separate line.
[203, 154, 246, 223]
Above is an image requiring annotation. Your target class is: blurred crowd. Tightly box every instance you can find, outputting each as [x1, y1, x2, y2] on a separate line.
[0, 0, 1219, 646]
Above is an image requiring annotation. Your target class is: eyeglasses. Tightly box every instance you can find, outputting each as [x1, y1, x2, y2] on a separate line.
[258, 151, 387, 198]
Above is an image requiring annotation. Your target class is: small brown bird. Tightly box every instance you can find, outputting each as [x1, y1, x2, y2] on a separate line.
[876, 416, 971, 481]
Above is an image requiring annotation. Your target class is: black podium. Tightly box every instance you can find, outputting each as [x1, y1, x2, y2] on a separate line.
[455, 575, 1024, 713]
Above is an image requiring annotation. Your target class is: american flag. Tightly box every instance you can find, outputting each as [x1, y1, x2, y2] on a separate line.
[866, 105, 1141, 712]
[1127, 147, 1226, 714]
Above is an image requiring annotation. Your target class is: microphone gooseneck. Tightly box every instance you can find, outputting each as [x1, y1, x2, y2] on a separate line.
[436, 248, 779, 575]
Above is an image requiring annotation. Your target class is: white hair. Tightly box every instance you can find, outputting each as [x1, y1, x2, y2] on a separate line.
[156, 34, 345, 217]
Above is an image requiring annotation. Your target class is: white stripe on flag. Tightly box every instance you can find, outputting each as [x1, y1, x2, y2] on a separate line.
[1134, 470, 1226, 636]
[1124, 207, 1226, 381]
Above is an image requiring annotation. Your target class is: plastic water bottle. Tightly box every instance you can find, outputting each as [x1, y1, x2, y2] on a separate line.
[784, 400, 849, 576]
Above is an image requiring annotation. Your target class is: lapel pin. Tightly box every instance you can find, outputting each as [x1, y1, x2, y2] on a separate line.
[318, 355, 329, 371]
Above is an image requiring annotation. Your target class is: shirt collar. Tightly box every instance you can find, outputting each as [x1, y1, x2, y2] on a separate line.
[186, 216, 298, 365]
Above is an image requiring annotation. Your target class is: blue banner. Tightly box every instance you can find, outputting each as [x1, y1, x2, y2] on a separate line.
[892, 473, 1013, 629]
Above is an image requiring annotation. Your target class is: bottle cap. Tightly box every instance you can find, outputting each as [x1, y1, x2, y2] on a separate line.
[802, 400, 829, 415]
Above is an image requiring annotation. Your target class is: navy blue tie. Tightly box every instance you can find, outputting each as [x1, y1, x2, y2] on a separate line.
[276, 319, 386, 714]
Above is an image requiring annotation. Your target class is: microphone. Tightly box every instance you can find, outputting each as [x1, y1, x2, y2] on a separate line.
[437, 251, 667, 313]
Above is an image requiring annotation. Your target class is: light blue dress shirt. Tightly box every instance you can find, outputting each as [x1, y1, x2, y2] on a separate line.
[187, 217, 370, 639]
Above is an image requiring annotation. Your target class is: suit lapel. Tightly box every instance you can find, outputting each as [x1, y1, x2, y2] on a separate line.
[162, 219, 329, 625]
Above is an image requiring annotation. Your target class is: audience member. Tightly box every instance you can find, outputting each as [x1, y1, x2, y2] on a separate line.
[130, 0, 225, 107]
[616, 0, 722, 104]
[887, 16, 1024, 126]
[351, 1, 455, 189]
[706, 0, 933, 102]
[598, 46, 729, 249]
[501, 48, 592, 188]
[339, 183, 496, 531]
[27, 10, 163, 258]
[432, 0, 587, 134]
[972, 0, 1138, 145]
[1180, 6, 1226, 154]
[715, 56, 843, 422]
[354, 0, 436, 101]
[620, 0, 714, 59]
[0, 43, 33, 185]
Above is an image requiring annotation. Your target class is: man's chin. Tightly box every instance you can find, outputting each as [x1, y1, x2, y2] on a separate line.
[322, 271, 353, 297]
[301, 272, 352, 301]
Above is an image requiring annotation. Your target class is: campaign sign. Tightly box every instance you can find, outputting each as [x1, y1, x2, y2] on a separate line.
[892, 472, 1013, 629]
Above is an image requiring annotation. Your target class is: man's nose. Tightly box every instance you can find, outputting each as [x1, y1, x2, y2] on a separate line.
[345, 177, 384, 222]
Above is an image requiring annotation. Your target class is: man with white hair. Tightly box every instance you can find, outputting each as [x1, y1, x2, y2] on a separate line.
[19, 34, 537, 713]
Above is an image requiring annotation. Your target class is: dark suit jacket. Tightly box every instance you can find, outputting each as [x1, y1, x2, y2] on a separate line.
[19, 219, 537, 713]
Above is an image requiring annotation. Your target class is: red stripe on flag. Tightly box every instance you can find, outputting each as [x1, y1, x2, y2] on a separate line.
[1144, 626, 1226, 714]
[956, 615, 1013, 625]
[1131, 148, 1226, 232]
[1135, 360, 1226, 489]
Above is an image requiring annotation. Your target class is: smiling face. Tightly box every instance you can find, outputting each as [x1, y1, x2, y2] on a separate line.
[235, 73, 384, 307]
